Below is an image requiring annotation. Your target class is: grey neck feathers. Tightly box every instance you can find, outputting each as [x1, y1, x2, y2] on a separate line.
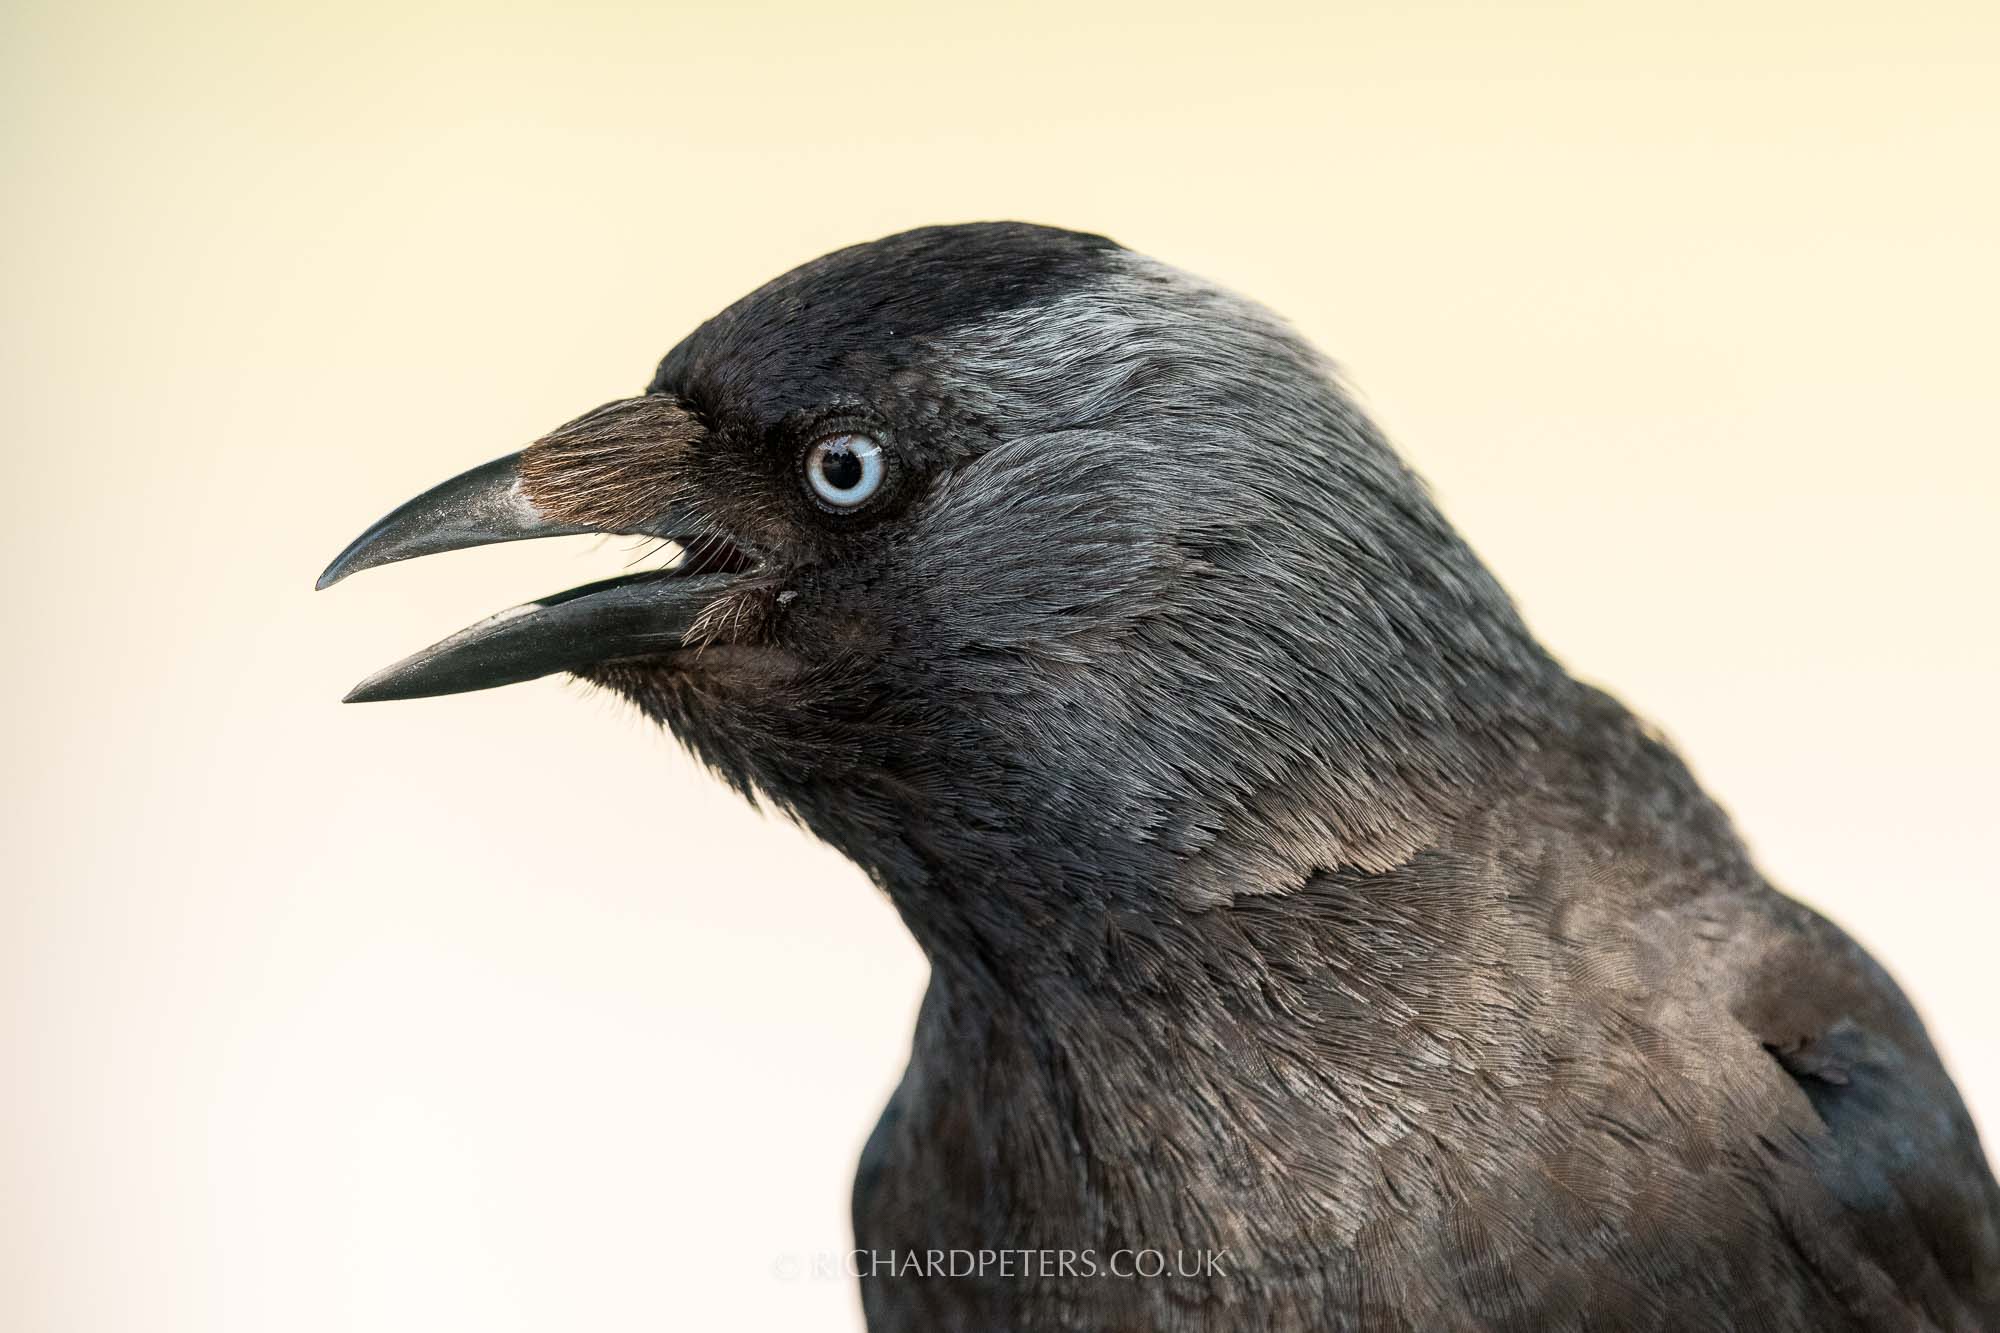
[844, 259, 1572, 982]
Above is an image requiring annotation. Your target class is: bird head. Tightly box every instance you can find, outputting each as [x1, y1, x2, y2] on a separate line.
[322, 223, 1559, 953]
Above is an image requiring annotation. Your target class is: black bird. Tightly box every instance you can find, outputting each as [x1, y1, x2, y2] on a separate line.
[320, 224, 2000, 1331]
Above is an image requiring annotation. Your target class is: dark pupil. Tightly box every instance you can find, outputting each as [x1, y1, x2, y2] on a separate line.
[819, 444, 864, 491]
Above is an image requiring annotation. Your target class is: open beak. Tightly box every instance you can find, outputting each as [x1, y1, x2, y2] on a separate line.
[319, 407, 751, 703]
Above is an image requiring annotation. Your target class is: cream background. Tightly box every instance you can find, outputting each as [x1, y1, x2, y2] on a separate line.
[5, 3, 1996, 1329]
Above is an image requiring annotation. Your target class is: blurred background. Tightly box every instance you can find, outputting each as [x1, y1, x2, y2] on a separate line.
[5, 2, 1996, 1329]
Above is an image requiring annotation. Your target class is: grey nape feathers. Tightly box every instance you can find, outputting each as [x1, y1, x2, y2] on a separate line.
[322, 223, 2000, 1331]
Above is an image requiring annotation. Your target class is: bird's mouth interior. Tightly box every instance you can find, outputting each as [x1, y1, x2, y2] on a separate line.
[319, 451, 763, 703]
[671, 530, 759, 578]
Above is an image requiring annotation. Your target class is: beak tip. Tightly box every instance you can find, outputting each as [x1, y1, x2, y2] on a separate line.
[342, 660, 422, 703]
[317, 532, 382, 591]
[341, 658, 412, 703]
[316, 452, 593, 600]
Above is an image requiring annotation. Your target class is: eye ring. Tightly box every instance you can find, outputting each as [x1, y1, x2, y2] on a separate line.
[803, 433, 886, 509]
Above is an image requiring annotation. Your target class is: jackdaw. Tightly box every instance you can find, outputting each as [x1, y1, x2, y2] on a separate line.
[319, 223, 2000, 1330]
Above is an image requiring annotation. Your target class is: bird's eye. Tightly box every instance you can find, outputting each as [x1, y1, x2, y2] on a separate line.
[803, 434, 886, 509]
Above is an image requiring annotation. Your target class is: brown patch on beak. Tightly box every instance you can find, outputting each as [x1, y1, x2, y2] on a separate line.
[518, 394, 707, 531]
